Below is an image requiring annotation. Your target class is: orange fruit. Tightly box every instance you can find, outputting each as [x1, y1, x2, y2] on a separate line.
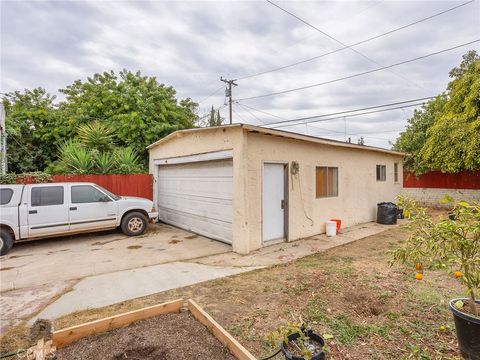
[415, 273, 423, 281]
[415, 263, 422, 271]
[454, 271, 462, 278]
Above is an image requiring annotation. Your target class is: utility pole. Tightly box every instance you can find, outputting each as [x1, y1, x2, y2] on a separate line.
[220, 77, 238, 124]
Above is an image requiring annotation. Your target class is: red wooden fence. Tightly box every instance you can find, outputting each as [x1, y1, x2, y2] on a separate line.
[51, 174, 153, 199]
[403, 171, 480, 189]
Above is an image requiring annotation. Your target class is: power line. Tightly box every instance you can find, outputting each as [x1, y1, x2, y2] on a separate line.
[198, 86, 225, 104]
[235, 102, 287, 121]
[235, 102, 267, 125]
[232, 107, 249, 124]
[260, 96, 435, 127]
[264, 0, 419, 87]
[235, 0, 474, 81]
[237, 40, 479, 101]
[271, 102, 427, 129]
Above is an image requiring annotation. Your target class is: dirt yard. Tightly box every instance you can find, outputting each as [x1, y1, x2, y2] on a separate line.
[56, 312, 235, 360]
[1, 222, 465, 359]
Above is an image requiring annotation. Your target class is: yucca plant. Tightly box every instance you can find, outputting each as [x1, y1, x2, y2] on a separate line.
[114, 147, 143, 174]
[77, 121, 115, 153]
[58, 139, 95, 174]
[94, 151, 115, 174]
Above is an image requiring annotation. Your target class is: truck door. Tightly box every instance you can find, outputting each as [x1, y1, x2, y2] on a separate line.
[27, 184, 70, 237]
[68, 184, 118, 232]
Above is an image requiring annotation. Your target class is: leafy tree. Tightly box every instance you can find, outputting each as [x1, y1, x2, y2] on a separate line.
[419, 51, 480, 173]
[393, 95, 447, 173]
[3, 70, 198, 173]
[2, 88, 59, 173]
[393, 50, 480, 174]
[58, 70, 198, 164]
[208, 106, 223, 126]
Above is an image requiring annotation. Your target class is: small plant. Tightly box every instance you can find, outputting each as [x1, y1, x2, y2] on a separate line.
[267, 321, 319, 360]
[390, 195, 479, 316]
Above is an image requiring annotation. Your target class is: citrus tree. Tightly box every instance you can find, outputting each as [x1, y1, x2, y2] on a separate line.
[391, 196, 480, 316]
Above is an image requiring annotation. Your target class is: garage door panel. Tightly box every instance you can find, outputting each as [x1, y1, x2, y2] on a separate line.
[157, 159, 233, 244]
[159, 178, 232, 200]
[160, 207, 232, 243]
[158, 194, 232, 223]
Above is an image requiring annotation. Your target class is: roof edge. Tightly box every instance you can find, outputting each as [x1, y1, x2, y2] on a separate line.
[147, 123, 406, 157]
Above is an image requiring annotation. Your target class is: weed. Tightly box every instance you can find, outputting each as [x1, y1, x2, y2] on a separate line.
[328, 314, 390, 344]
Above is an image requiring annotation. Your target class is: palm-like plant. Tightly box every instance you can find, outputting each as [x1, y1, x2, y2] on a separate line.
[114, 147, 143, 174]
[94, 151, 115, 174]
[58, 139, 95, 174]
[77, 121, 115, 153]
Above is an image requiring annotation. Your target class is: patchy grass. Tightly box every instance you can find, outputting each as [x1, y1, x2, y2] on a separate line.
[0, 222, 466, 359]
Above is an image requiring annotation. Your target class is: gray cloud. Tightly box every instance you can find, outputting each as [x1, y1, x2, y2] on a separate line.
[1, 0, 479, 148]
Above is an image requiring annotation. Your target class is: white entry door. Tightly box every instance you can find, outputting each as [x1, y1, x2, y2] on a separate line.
[157, 159, 233, 244]
[263, 163, 286, 242]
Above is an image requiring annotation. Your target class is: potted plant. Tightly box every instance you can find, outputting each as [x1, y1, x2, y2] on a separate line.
[266, 322, 325, 360]
[391, 196, 479, 359]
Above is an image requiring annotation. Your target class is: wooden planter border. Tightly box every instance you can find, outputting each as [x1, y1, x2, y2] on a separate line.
[188, 299, 256, 360]
[52, 299, 183, 348]
[51, 298, 256, 360]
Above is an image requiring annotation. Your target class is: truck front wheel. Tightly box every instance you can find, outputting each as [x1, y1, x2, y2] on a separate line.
[0, 230, 14, 256]
[121, 212, 148, 236]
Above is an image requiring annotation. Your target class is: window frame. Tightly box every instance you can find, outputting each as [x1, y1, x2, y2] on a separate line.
[376, 165, 386, 182]
[0, 188, 14, 205]
[71, 185, 112, 204]
[316, 166, 339, 198]
[31, 186, 65, 207]
[394, 162, 399, 183]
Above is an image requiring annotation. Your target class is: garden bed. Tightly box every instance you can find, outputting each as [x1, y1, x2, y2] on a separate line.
[51, 299, 254, 360]
[56, 312, 235, 360]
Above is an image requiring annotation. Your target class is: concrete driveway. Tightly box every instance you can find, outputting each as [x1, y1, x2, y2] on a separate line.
[0, 223, 231, 292]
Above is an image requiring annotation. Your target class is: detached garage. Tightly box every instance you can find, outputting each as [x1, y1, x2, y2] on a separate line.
[148, 124, 404, 254]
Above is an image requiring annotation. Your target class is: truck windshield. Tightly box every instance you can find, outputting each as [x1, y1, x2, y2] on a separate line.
[95, 185, 121, 200]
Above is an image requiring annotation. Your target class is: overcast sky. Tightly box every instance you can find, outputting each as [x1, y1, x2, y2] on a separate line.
[1, 0, 479, 148]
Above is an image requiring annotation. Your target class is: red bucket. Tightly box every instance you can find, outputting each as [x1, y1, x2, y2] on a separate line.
[329, 218, 342, 234]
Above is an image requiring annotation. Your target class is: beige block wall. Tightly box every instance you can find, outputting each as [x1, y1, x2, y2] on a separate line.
[245, 132, 404, 250]
[402, 188, 480, 206]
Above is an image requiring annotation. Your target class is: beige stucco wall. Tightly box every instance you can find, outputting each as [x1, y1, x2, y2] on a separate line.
[148, 126, 251, 254]
[149, 127, 404, 254]
[245, 132, 404, 251]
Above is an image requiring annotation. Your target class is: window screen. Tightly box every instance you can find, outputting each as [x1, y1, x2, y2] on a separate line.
[376, 165, 386, 181]
[316, 167, 338, 198]
[394, 163, 399, 182]
[71, 185, 109, 203]
[0, 189, 13, 205]
[31, 186, 64, 206]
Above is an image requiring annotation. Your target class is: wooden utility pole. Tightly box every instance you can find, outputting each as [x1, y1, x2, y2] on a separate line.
[220, 77, 238, 124]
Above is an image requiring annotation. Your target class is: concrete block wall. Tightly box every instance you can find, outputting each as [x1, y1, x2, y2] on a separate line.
[402, 188, 480, 206]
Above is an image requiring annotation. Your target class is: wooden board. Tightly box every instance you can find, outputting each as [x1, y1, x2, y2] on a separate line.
[52, 298, 183, 348]
[188, 299, 257, 360]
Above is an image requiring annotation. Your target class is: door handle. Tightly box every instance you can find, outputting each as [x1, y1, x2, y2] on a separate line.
[29, 210, 37, 214]
[281, 200, 285, 209]
[70, 207, 77, 211]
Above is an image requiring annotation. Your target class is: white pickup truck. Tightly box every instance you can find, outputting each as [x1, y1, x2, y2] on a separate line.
[0, 182, 158, 255]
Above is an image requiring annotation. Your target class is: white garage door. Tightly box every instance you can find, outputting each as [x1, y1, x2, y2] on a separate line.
[157, 159, 233, 244]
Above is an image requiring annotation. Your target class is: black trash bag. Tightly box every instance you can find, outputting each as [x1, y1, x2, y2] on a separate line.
[377, 202, 398, 225]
